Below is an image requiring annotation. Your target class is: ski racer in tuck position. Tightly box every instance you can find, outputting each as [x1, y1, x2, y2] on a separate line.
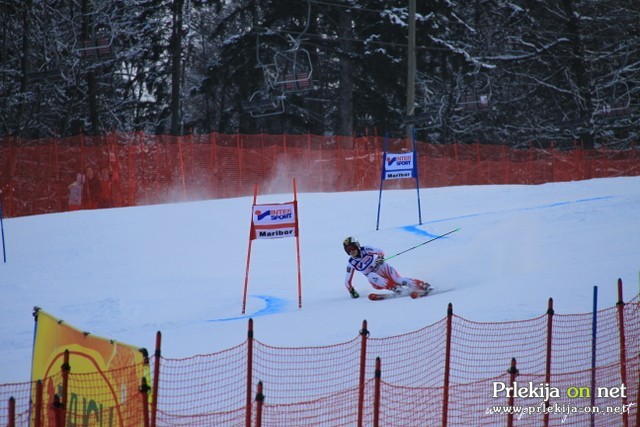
[342, 237, 430, 299]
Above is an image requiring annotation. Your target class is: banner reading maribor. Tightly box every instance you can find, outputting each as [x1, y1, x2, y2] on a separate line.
[250, 202, 297, 239]
[31, 307, 148, 427]
[382, 151, 416, 180]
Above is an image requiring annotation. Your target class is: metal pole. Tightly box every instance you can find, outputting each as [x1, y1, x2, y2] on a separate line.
[383, 228, 460, 262]
[412, 128, 422, 225]
[376, 135, 389, 230]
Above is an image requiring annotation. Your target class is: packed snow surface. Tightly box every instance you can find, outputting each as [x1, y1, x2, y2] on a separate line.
[1, 177, 638, 384]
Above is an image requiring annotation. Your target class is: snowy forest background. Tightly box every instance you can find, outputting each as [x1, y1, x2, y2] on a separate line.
[1, 0, 638, 147]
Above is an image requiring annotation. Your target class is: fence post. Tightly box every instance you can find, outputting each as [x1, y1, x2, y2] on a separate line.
[34, 379, 43, 427]
[6, 135, 14, 217]
[60, 350, 70, 427]
[53, 139, 62, 212]
[373, 357, 381, 427]
[506, 358, 519, 427]
[357, 320, 369, 427]
[601, 144, 609, 178]
[209, 132, 217, 197]
[442, 303, 453, 427]
[261, 133, 266, 184]
[453, 143, 459, 186]
[337, 135, 342, 191]
[138, 348, 150, 427]
[50, 394, 63, 427]
[127, 136, 137, 206]
[0, 198, 6, 263]
[237, 133, 242, 196]
[282, 134, 288, 184]
[615, 278, 629, 427]
[590, 286, 598, 427]
[246, 318, 255, 427]
[501, 144, 508, 184]
[527, 142, 534, 184]
[140, 376, 151, 427]
[635, 356, 639, 427]
[79, 130, 86, 189]
[550, 141, 556, 182]
[177, 136, 187, 200]
[307, 133, 312, 189]
[255, 381, 264, 427]
[7, 396, 15, 427]
[151, 331, 161, 427]
[544, 298, 554, 427]
[633, 140, 638, 175]
[475, 142, 481, 184]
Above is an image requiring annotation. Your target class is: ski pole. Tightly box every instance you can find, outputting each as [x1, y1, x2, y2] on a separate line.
[383, 227, 460, 262]
[0, 198, 5, 263]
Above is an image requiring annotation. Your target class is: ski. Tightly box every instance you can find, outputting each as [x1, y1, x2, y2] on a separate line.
[368, 285, 439, 301]
[368, 292, 399, 301]
[410, 289, 430, 299]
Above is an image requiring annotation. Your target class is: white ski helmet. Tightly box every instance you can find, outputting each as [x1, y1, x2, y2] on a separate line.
[343, 237, 361, 255]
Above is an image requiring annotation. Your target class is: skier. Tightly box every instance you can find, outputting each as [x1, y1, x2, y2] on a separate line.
[342, 237, 430, 299]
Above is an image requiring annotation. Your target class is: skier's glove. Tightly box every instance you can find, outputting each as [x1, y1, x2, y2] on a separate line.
[349, 287, 360, 299]
[374, 258, 384, 268]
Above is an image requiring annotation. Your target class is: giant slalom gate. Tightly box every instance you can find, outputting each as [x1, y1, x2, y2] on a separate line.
[0, 131, 638, 217]
[1, 284, 638, 426]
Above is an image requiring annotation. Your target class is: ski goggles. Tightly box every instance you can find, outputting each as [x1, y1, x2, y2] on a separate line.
[345, 244, 359, 252]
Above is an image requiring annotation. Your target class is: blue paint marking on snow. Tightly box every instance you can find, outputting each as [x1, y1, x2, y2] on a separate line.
[403, 196, 614, 228]
[207, 295, 288, 323]
[401, 225, 438, 237]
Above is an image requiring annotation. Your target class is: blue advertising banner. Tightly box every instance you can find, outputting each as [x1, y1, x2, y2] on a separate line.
[376, 131, 422, 230]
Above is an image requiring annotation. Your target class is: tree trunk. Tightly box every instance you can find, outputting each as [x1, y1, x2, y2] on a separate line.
[337, 9, 353, 137]
[170, 0, 184, 135]
[16, 0, 32, 136]
[82, 0, 102, 136]
[561, 0, 594, 147]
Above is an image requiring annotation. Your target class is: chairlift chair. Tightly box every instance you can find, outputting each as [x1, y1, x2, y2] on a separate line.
[596, 102, 630, 119]
[593, 67, 632, 120]
[77, 37, 114, 60]
[27, 69, 62, 84]
[242, 91, 284, 118]
[459, 93, 490, 111]
[401, 112, 432, 126]
[457, 72, 492, 112]
[72, 13, 115, 60]
[272, 48, 313, 93]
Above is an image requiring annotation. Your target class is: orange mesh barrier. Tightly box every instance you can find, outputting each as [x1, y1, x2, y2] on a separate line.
[49, 366, 146, 427]
[1, 296, 637, 426]
[252, 339, 362, 405]
[0, 132, 638, 217]
[0, 381, 31, 426]
[154, 343, 247, 426]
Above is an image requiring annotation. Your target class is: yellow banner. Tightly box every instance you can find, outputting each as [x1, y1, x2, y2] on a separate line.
[31, 308, 149, 427]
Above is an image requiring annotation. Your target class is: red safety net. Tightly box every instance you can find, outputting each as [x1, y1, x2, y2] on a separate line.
[0, 132, 638, 217]
[2, 296, 637, 426]
[0, 382, 31, 427]
[0, 365, 147, 427]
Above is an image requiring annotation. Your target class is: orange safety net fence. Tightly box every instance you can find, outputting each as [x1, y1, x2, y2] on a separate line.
[0, 132, 638, 218]
[0, 364, 147, 427]
[2, 295, 637, 426]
